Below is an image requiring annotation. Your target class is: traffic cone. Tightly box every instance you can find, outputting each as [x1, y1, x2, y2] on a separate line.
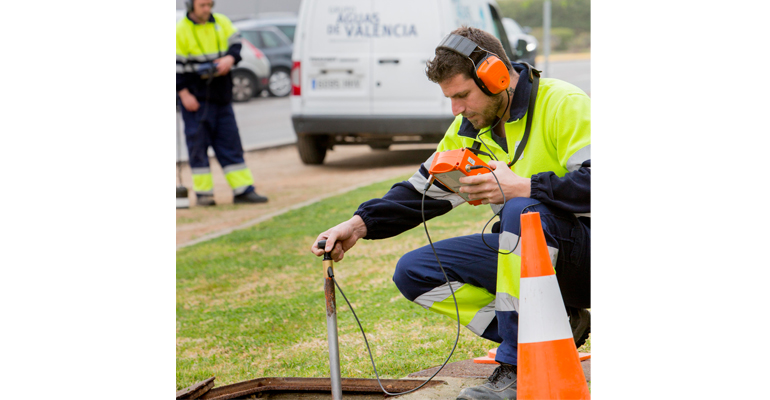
[473, 347, 591, 365]
[517, 212, 590, 399]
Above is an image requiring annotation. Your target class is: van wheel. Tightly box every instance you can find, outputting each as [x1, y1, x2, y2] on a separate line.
[297, 134, 329, 165]
[268, 68, 292, 97]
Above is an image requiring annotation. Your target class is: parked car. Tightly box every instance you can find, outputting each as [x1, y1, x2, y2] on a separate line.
[502, 17, 538, 66]
[235, 19, 296, 97]
[290, 0, 515, 164]
[233, 39, 271, 102]
[176, 10, 272, 102]
[233, 15, 297, 42]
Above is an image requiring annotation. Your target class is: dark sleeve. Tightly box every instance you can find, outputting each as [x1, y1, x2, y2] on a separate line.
[176, 39, 193, 93]
[176, 69, 194, 93]
[530, 159, 590, 213]
[354, 180, 454, 240]
[227, 42, 242, 65]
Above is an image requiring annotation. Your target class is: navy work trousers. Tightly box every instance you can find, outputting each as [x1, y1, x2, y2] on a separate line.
[392, 197, 590, 366]
[181, 101, 254, 194]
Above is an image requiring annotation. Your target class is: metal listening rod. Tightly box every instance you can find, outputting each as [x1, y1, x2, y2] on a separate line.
[318, 239, 342, 400]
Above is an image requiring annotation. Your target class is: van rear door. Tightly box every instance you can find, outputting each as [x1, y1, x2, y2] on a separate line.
[370, 0, 444, 115]
[301, 0, 373, 115]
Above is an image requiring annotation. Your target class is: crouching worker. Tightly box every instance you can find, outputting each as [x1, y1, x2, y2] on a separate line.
[311, 26, 590, 400]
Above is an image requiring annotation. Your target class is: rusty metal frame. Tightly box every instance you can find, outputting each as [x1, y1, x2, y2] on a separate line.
[199, 377, 445, 400]
[177, 377, 216, 399]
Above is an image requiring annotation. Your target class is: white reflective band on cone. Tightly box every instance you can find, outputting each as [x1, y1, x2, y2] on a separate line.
[518, 275, 573, 344]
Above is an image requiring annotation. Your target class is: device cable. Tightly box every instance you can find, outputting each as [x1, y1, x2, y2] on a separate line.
[466, 164, 541, 255]
[327, 184, 462, 396]
[325, 84, 523, 396]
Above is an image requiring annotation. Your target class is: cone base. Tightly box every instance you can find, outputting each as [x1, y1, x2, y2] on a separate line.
[518, 338, 590, 399]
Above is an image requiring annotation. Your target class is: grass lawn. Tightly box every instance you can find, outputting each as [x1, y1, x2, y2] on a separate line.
[177, 174, 590, 389]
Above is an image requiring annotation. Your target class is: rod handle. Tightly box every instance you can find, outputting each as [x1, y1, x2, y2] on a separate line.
[318, 240, 332, 261]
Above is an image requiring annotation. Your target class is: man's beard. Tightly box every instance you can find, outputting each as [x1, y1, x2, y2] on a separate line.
[467, 94, 505, 130]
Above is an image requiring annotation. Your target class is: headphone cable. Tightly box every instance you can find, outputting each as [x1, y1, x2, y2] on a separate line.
[474, 88, 511, 162]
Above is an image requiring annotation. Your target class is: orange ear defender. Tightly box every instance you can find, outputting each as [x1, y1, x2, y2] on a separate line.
[435, 33, 510, 96]
[475, 53, 510, 95]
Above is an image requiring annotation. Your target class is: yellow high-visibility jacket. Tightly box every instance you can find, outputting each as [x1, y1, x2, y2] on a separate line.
[176, 12, 242, 104]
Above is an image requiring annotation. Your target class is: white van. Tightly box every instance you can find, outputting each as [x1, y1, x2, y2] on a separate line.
[290, 0, 515, 164]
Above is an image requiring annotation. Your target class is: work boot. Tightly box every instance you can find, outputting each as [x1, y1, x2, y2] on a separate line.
[196, 194, 216, 207]
[567, 306, 591, 348]
[456, 363, 517, 400]
[234, 191, 268, 204]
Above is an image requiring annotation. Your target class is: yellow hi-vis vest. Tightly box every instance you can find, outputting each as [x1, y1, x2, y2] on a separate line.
[176, 12, 240, 74]
[437, 77, 590, 309]
[437, 77, 591, 185]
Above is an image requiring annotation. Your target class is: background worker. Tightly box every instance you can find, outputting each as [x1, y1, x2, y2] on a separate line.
[311, 26, 590, 400]
[176, 0, 268, 206]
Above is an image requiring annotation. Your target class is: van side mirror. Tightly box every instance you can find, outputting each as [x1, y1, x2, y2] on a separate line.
[516, 39, 527, 58]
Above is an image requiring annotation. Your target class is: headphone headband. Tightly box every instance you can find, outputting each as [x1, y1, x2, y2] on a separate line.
[436, 34, 479, 58]
[186, 0, 215, 13]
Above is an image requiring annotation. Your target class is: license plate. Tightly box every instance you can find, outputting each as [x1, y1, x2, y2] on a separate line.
[311, 77, 362, 90]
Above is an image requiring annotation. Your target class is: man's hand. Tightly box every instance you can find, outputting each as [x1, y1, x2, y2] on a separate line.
[458, 160, 531, 204]
[178, 88, 200, 112]
[214, 55, 235, 76]
[311, 215, 368, 262]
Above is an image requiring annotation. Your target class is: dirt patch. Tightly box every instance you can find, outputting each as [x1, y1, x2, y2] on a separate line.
[176, 144, 434, 247]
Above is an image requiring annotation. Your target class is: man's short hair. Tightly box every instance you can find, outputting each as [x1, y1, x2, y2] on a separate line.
[425, 26, 512, 85]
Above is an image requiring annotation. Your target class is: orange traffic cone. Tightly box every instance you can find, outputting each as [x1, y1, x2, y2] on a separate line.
[517, 212, 590, 399]
[473, 347, 592, 365]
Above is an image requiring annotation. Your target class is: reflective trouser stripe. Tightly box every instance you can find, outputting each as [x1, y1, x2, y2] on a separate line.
[414, 281, 464, 309]
[518, 275, 572, 343]
[415, 282, 496, 337]
[496, 231, 559, 311]
[467, 300, 497, 336]
[224, 164, 254, 195]
[495, 292, 519, 313]
[192, 172, 214, 193]
[191, 167, 211, 175]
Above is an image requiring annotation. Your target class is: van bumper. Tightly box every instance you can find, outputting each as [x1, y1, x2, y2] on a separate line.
[292, 115, 455, 135]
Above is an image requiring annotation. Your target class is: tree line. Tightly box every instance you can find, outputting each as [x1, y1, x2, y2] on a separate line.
[497, 0, 590, 52]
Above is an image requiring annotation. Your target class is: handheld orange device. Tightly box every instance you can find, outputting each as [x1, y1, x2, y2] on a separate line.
[428, 148, 491, 206]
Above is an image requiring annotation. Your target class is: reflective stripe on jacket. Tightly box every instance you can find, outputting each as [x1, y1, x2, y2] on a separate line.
[176, 12, 242, 104]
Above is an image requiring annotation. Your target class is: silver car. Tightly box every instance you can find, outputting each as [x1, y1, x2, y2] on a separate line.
[176, 10, 272, 102]
[234, 17, 297, 97]
[502, 17, 538, 67]
[232, 38, 271, 102]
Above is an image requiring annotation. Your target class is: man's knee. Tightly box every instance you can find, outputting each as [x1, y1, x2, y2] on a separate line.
[392, 251, 424, 302]
[500, 197, 542, 232]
